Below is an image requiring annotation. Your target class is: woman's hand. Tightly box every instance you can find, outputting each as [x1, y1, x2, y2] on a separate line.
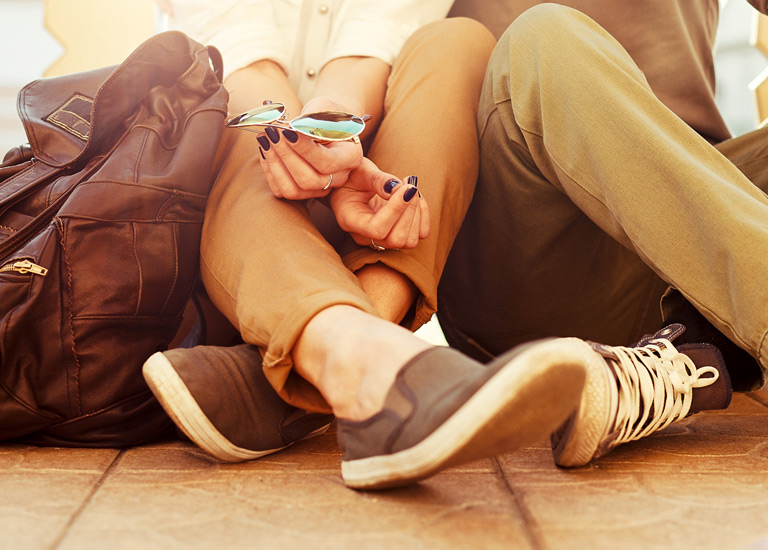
[329, 158, 430, 250]
[257, 96, 365, 200]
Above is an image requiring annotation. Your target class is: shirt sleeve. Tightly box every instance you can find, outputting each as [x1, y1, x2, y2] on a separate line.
[166, 0, 291, 79]
[324, 0, 454, 67]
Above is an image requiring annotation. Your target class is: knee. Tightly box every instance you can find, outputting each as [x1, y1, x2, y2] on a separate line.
[407, 17, 497, 68]
[394, 18, 497, 96]
[506, 3, 582, 40]
[489, 4, 591, 76]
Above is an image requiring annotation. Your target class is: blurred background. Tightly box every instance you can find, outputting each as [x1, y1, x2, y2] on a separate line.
[1, 0, 767, 154]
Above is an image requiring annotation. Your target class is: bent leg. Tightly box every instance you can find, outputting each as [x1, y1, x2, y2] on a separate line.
[343, 18, 497, 330]
[716, 124, 768, 194]
[440, 5, 768, 383]
[200, 128, 378, 412]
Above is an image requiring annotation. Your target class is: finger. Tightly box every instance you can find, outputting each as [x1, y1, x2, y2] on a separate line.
[398, 176, 424, 247]
[255, 138, 283, 198]
[338, 183, 417, 239]
[264, 127, 337, 192]
[259, 150, 286, 199]
[259, 130, 334, 199]
[350, 158, 406, 199]
[347, 192, 419, 250]
[283, 130, 363, 176]
[257, 132, 302, 198]
[382, 186, 420, 249]
[404, 175, 430, 240]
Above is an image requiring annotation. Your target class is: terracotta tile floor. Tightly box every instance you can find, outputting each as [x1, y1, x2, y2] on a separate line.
[3, 386, 768, 549]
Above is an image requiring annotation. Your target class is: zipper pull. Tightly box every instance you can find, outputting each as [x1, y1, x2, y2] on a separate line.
[11, 260, 48, 276]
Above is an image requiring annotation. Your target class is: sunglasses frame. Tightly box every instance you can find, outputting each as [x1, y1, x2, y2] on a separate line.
[225, 101, 369, 143]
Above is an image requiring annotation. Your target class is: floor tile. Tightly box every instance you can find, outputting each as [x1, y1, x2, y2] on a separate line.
[0, 469, 109, 550]
[57, 464, 530, 550]
[0, 445, 118, 472]
[512, 470, 768, 550]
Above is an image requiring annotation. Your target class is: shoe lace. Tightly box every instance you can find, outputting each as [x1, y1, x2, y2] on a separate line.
[602, 338, 720, 446]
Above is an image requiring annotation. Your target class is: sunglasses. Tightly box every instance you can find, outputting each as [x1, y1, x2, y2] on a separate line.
[225, 101, 370, 142]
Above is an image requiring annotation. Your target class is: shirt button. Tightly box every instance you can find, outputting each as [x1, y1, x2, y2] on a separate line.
[307, 69, 317, 78]
[319, 4, 329, 14]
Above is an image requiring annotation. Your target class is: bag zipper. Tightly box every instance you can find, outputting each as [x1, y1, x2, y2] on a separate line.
[0, 258, 48, 276]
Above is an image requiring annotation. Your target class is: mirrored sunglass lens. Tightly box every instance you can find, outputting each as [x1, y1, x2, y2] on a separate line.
[226, 104, 285, 127]
[290, 112, 364, 140]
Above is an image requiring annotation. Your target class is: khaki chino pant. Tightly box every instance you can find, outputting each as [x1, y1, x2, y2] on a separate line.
[439, 5, 768, 389]
[198, 19, 496, 412]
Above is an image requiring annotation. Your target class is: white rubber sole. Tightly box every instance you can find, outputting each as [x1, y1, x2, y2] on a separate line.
[550, 347, 614, 467]
[143, 352, 330, 463]
[341, 338, 593, 490]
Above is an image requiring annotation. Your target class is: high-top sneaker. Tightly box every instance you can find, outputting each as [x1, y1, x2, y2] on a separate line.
[551, 323, 732, 467]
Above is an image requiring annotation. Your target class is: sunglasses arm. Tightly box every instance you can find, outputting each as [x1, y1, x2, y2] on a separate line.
[225, 120, 291, 131]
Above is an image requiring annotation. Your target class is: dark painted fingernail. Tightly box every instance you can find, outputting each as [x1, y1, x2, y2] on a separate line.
[257, 135, 270, 151]
[283, 129, 298, 143]
[384, 179, 399, 194]
[407, 175, 418, 187]
[266, 126, 280, 144]
[404, 186, 418, 202]
[258, 147, 265, 159]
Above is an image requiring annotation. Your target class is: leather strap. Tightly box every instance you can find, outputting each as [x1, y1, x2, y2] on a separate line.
[208, 46, 224, 83]
[0, 161, 61, 209]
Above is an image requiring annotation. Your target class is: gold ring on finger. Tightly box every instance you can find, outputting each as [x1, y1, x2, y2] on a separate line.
[370, 239, 386, 251]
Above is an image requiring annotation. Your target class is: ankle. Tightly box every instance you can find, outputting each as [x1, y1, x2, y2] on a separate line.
[356, 263, 418, 324]
[293, 306, 431, 420]
[675, 342, 732, 413]
[661, 288, 761, 391]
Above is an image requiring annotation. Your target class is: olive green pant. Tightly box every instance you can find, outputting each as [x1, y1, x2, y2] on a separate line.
[199, 18, 496, 412]
[439, 5, 768, 390]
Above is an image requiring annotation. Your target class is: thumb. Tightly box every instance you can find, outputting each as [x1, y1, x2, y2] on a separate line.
[351, 158, 404, 199]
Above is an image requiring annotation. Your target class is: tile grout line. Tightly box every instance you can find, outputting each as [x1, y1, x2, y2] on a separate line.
[490, 457, 545, 550]
[47, 450, 124, 550]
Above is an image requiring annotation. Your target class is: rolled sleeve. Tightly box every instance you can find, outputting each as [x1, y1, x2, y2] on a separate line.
[324, 1, 453, 66]
[169, 0, 291, 79]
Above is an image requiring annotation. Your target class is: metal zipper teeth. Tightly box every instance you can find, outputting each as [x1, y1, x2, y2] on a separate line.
[0, 259, 48, 276]
[0, 259, 48, 277]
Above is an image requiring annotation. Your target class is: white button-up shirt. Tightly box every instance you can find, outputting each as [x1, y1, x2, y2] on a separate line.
[167, 0, 453, 101]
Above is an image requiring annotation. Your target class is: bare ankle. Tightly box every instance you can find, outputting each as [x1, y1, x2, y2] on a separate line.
[292, 306, 430, 420]
[356, 263, 417, 324]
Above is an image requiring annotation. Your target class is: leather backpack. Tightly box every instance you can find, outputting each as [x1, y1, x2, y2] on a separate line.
[0, 31, 228, 447]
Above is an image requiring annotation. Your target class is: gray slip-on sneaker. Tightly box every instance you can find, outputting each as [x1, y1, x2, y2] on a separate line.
[337, 338, 592, 490]
[143, 344, 333, 462]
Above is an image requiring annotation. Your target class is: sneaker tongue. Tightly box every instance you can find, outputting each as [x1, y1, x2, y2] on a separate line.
[677, 343, 732, 413]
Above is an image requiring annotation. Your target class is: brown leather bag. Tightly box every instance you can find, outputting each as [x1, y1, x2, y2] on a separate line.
[0, 31, 228, 447]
